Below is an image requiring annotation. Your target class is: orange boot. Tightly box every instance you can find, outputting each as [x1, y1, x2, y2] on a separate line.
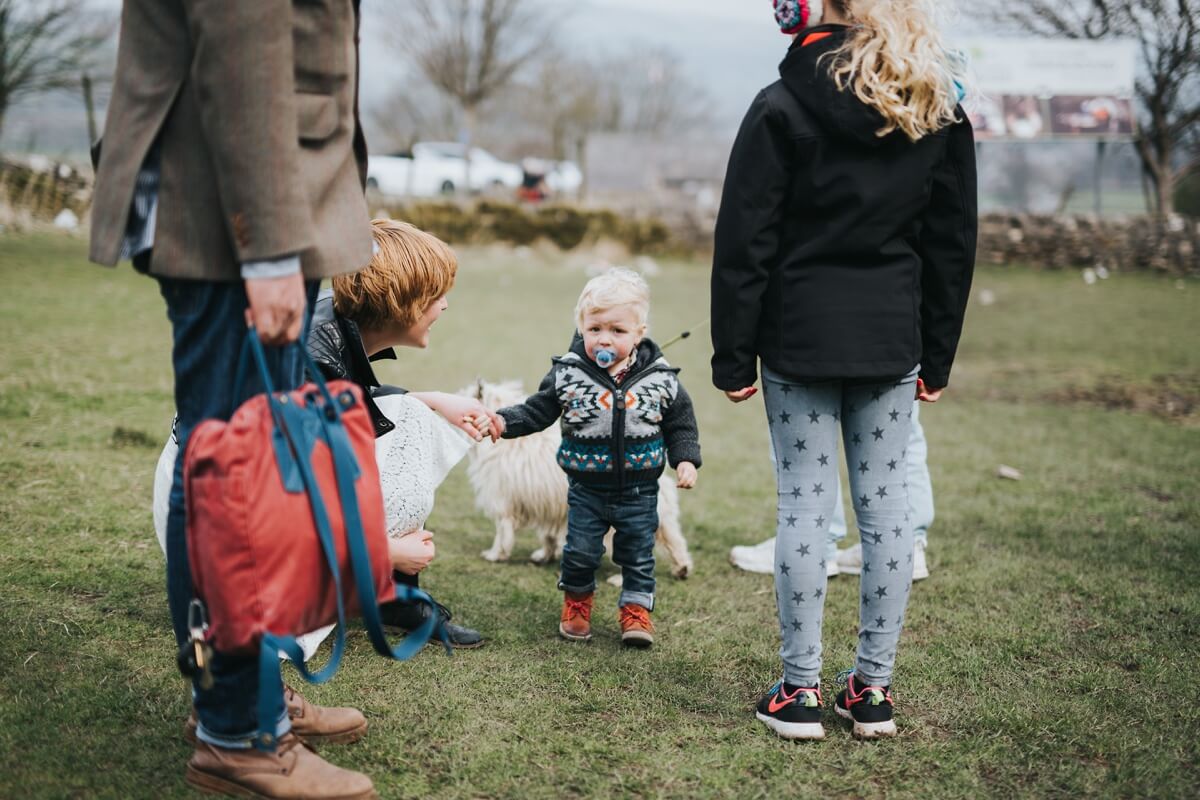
[559, 591, 594, 641]
[619, 604, 654, 648]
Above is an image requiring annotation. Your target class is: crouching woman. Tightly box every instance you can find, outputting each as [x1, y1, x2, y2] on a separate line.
[306, 218, 503, 649]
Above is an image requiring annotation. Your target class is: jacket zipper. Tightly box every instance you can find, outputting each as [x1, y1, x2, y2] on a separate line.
[575, 354, 662, 492]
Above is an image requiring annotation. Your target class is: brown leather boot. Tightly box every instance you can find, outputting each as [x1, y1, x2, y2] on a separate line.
[185, 685, 367, 745]
[186, 732, 377, 799]
[558, 591, 594, 641]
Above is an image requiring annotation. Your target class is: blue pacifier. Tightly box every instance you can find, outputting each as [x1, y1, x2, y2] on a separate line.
[594, 348, 618, 368]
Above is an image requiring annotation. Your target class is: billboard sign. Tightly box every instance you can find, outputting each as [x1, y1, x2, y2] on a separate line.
[957, 38, 1139, 140]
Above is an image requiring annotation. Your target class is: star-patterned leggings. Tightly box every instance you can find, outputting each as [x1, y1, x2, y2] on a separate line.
[762, 365, 919, 688]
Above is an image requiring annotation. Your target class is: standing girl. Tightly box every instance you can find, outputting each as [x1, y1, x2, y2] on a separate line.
[711, 0, 976, 739]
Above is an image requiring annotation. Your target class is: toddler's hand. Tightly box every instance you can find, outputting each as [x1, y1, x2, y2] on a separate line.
[676, 461, 698, 489]
[464, 413, 491, 439]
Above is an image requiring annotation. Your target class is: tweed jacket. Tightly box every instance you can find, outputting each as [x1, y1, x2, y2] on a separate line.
[89, 0, 373, 281]
[498, 336, 702, 490]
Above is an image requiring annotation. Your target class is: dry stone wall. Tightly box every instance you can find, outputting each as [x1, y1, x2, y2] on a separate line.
[976, 213, 1198, 275]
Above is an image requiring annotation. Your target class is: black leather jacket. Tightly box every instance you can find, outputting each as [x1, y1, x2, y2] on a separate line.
[306, 292, 403, 438]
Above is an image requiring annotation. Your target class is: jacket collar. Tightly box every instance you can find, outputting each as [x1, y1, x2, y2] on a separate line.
[561, 332, 675, 385]
[312, 292, 394, 388]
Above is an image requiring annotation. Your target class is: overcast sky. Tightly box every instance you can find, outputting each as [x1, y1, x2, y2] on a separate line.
[356, 0, 787, 129]
[7, 0, 987, 155]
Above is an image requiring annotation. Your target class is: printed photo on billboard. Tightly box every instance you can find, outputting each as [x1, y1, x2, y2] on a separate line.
[1048, 95, 1135, 136]
[1001, 95, 1047, 140]
[967, 94, 1007, 138]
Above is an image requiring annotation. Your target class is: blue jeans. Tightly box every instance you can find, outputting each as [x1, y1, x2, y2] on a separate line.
[763, 366, 919, 687]
[826, 401, 933, 558]
[559, 480, 658, 610]
[159, 276, 318, 748]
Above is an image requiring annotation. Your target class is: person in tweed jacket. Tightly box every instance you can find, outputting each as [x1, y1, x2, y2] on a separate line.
[495, 269, 701, 648]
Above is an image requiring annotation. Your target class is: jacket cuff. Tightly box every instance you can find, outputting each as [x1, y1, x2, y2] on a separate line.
[241, 254, 302, 280]
[712, 371, 758, 392]
[918, 368, 949, 389]
[668, 442, 702, 470]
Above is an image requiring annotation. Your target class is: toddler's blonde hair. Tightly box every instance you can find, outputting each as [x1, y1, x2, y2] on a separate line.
[574, 268, 650, 333]
[824, 0, 964, 142]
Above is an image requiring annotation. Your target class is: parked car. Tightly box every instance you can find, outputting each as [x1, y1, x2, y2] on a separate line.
[545, 160, 583, 195]
[366, 142, 523, 198]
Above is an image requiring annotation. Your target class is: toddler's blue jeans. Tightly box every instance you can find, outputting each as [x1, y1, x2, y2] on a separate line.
[559, 480, 659, 610]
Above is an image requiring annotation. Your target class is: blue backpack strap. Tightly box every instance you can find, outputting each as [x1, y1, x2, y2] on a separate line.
[245, 334, 352, 749]
[308, 370, 451, 658]
[243, 333, 447, 749]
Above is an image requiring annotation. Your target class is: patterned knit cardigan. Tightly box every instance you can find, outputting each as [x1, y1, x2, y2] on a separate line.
[498, 337, 702, 490]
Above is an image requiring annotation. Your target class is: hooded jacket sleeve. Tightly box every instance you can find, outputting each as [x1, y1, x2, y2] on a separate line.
[916, 115, 978, 389]
[661, 381, 702, 469]
[498, 365, 562, 437]
[711, 89, 794, 391]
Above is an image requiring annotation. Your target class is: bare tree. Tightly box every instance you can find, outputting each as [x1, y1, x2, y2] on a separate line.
[989, 0, 1199, 216]
[598, 47, 712, 135]
[384, 0, 558, 193]
[368, 80, 461, 155]
[515, 45, 713, 198]
[0, 0, 111, 140]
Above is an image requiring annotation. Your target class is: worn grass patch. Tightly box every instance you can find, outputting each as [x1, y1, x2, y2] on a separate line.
[1, 234, 1198, 799]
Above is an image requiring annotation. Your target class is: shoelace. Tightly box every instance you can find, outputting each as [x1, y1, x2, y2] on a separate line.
[619, 605, 650, 628]
[564, 596, 592, 620]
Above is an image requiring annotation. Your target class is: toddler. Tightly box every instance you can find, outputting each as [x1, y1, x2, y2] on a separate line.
[495, 268, 701, 647]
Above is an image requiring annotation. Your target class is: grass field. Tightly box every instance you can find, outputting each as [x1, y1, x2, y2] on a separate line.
[1, 233, 1198, 799]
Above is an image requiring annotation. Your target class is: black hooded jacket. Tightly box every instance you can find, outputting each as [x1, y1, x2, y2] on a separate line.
[711, 25, 977, 391]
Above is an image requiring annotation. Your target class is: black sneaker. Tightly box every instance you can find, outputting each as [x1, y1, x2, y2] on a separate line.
[755, 681, 825, 740]
[833, 673, 897, 739]
[379, 598, 485, 649]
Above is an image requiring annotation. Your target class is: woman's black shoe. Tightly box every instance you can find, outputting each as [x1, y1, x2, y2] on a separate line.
[379, 597, 485, 649]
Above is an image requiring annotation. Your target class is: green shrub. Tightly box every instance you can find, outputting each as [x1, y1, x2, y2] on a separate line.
[534, 205, 591, 250]
[377, 200, 685, 256]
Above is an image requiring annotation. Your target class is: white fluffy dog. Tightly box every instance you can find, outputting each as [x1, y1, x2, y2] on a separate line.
[464, 379, 694, 579]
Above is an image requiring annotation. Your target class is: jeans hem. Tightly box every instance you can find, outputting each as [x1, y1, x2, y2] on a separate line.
[196, 711, 290, 750]
[559, 579, 597, 596]
[618, 590, 654, 611]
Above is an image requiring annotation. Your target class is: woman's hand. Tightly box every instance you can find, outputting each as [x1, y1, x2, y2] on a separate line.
[388, 529, 436, 575]
[724, 387, 758, 403]
[916, 378, 943, 403]
[676, 461, 698, 489]
[411, 391, 503, 441]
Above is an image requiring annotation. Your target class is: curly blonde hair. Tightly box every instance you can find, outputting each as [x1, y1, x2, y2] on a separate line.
[824, 0, 964, 142]
[332, 219, 457, 332]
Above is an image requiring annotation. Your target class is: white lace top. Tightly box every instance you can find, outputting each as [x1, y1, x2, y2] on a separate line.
[296, 394, 472, 659]
[373, 393, 473, 537]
